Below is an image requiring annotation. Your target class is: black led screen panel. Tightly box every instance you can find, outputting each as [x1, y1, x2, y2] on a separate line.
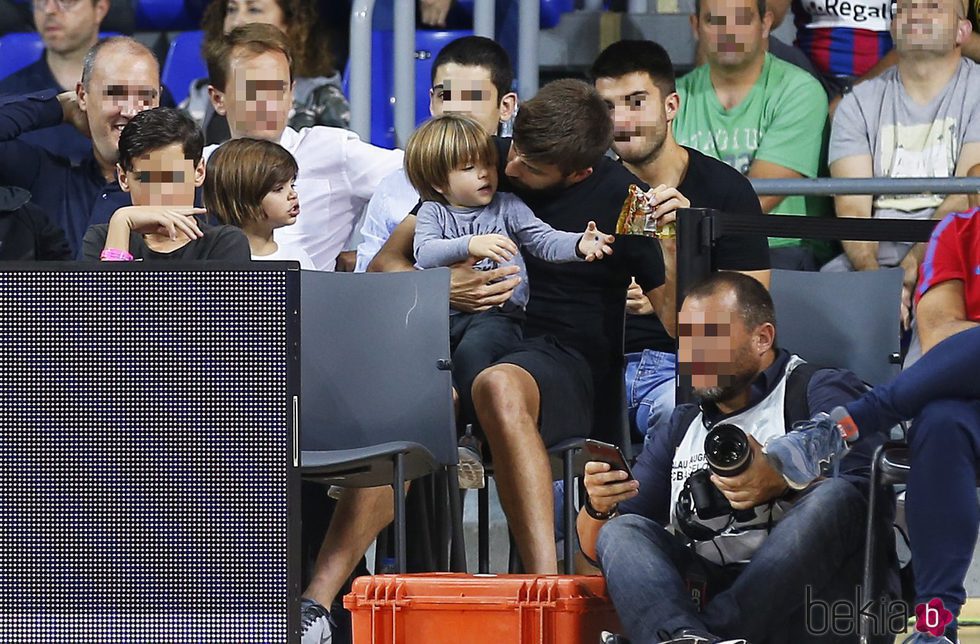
[0, 264, 300, 642]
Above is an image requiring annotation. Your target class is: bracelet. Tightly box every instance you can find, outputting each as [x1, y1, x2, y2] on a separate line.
[584, 494, 617, 521]
[100, 248, 134, 262]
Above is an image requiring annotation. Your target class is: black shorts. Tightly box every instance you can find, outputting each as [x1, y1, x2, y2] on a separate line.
[494, 335, 594, 447]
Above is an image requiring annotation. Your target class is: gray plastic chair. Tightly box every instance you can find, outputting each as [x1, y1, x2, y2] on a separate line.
[769, 267, 904, 386]
[298, 268, 463, 573]
[770, 267, 909, 644]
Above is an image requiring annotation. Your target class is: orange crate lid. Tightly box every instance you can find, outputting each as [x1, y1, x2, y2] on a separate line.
[344, 574, 621, 644]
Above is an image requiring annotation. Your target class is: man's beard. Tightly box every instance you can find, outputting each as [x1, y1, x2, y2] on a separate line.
[616, 130, 667, 167]
[694, 368, 757, 404]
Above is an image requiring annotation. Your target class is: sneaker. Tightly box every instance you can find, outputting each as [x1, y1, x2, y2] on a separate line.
[300, 597, 333, 644]
[901, 633, 955, 644]
[457, 445, 485, 489]
[600, 631, 632, 644]
[457, 427, 485, 489]
[762, 410, 852, 490]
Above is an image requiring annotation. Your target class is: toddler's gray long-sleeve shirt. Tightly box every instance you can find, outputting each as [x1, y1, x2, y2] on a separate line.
[414, 192, 584, 310]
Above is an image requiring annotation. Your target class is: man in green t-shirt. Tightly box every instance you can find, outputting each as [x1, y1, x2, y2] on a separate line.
[674, 0, 830, 269]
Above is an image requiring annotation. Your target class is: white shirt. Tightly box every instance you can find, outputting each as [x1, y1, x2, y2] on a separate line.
[252, 240, 316, 270]
[205, 126, 404, 271]
[354, 168, 420, 272]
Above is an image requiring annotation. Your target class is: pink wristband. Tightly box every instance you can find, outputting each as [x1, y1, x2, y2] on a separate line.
[100, 248, 134, 262]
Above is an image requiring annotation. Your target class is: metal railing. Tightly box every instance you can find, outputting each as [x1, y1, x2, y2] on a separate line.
[348, 0, 536, 145]
[750, 176, 980, 196]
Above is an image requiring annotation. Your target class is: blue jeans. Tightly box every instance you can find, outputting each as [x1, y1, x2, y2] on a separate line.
[597, 478, 870, 644]
[846, 326, 980, 628]
[625, 350, 676, 443]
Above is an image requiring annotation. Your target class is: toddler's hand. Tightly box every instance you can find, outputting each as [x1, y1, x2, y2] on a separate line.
[579, 221, 615, 261]
[468, 234, 518, 263]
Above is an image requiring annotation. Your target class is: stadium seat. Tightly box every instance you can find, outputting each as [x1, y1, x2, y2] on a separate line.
[344, 28, 473, 148]
[453, 0, 575, 29]
[0, 32, 44, 81]
[0, 31, 122, 84]
[162, 30, 206, 106]
[133, 0, 200, 31]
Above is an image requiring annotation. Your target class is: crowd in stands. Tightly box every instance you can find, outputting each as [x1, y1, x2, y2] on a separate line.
[2, 1, 980, 644]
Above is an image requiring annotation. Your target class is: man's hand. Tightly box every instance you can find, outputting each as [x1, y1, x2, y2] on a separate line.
[468, 233, 517, 263]
[626, 277, 655, 315]
[899, 250, 921, 331]
[710, 435, 789, 510]
[579, 221, 615, 261]
[448, 258, 521, 313]
[645, 184, 687, 260]
[583, 461, 639, 515]
[419, 0, 452, 26]
[58, 90, 90, 138]
[118, 206, 206, 239]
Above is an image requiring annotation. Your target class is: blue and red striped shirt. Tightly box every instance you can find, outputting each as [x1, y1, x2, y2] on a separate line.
[792, 0, 894, 77]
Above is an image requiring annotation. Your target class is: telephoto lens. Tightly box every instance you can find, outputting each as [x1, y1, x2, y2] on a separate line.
[704, 424, 752, 477]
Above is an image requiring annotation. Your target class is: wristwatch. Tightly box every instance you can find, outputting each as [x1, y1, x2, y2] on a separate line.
[584, 495, 617, 521]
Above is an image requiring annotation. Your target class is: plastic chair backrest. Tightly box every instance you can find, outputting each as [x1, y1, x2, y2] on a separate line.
[0, 32, 45, 81]
[343, 29, 473, 148]
[162, 30, 206, 106]
[299, 269, 456, 465]
[769, 267, 903, 385]
[134, 0, 200, 30]
[453, 0, 574, 28]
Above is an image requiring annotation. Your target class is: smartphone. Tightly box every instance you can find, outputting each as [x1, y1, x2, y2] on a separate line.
[583, 439, 634, 480]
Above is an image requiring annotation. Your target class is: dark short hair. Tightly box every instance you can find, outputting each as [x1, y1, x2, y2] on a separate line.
[204, 138, 299, 227]
[512, 79, 612, 175]
[117, 107, 204, 173]
[431, 36, 514, 105]
[685, 272, 775, 331]
[206, 22, 294, 92]
[694, 0, 768, 23]
[590, 40, 677, 98]
[81, 36, 160, 90]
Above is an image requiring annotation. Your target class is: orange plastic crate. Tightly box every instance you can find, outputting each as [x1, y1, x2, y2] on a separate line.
[344, 573, 622, 643]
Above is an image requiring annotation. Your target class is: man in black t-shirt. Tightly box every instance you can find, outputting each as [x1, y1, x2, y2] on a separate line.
[591, 40, 771, 443]
[370, 79, 667, 573]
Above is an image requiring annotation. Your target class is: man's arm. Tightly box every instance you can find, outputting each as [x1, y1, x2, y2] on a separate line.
[368, 213, 523, 311]
[895, 142, 980, 312]
[929, 142, 980, 221]
[747, 160, 806, 214]
[577, 413, 676, 561]
[750, 72, 828, 213]
[830, 154, 879, 270]
[916, 281, 978, 354]
[0, 92, 74, 192]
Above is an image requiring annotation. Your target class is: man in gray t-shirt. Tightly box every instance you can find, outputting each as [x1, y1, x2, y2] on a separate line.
[825, 0, 980, 311]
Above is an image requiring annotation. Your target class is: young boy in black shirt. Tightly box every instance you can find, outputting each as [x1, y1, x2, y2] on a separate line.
[82, 108, 250, 262]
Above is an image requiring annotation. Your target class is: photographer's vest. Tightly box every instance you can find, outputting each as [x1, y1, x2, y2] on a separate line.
[668, 355, 809, 566]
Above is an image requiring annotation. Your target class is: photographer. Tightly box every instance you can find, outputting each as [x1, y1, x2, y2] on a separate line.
[579, 272, 893, 644]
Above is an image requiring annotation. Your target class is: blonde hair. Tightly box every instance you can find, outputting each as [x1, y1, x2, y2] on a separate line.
[204, 137, 298, 227]
[404, 114, 498, 205]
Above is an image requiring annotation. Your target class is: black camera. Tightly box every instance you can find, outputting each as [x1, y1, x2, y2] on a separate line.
[677, 424, 757, 533]
[687, 467, 734, 521]
[704, 423, 752, 477]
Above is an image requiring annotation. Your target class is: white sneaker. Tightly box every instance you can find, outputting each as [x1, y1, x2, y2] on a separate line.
[300, 597, 333, 644]
[457, 444, 486, 489]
